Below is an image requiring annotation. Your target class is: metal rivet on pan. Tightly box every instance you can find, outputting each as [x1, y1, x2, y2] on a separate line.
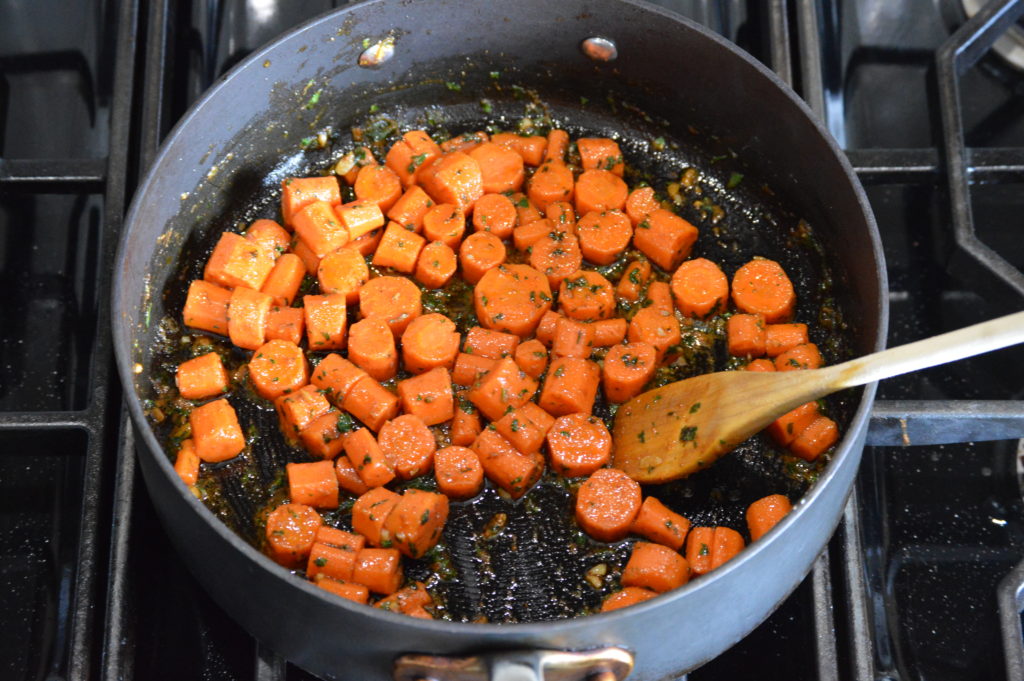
[581, 36, 617, 62]
[358, 37, 395, 67]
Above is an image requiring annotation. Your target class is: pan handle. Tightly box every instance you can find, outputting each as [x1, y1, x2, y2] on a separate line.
[393, 647, 634, 681]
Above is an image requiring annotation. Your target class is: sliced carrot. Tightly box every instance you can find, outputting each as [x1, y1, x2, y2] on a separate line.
[684, 526, 714, 576]
[346, 227, 382, 256]
[245, 218, 290, 259]
[292, 201, 350, 259]
[334, 199, 386, 241]
[311, 353, 367, 406]
[174, 438, 200, 486]
[397, 367, 455, 426]
[275, 385, 332, 440]
[491, 132, 546, 166]
[414, 241, 458, 289]
[307, 541, 359, 583]
[545, 201, 578, 234]
[375, 581, 433, 613]
[632, 209, 698, 272]
[401, 313, 461, 375]
[342, 374, 400, 432]
[621, 541, 690, 592]
[354, 164, 403, 214]
[645, 281, 673, 315]
[176, 352, 229, 401]
[730, 258, 796, 323]
[434, 446, 484, 500]
[746, 358, 776, 372]
[183, 280, 232, 335]
[538, 357, 600, 416]
[727, 313, 767, 358]
[574, 467, 642, 542]
[227, 286, 272, 351]
[335, 450, 371, 496]
[372, 221, 426, 274]
[746, 494, 793, 541]
[767, 401, 820, 447]
[469, 428, 545, 498]
[559, 270, 616, 321]
[710, 526, 745, 571]
[527, 160, 574, 212]
[575, 210, 632, 265]
[281, 176, 341, 227]
[382, 489, 449, 558]
[260, 253, 305, 306]
[775, 343, 824, 371]
[316, 526, 365, 552]
[317, 246, 369, 304]
[441, 130, 489, 154]
[464, 326, 520, 360]
[384, 130, 443, 188]
[335, 145, 376, 185]
[359, 275, 422, 337]
[204, 231, 275, 291]
[452, 352, 497, 387]
[601, 586, 658, 612]
[616, 260, 652, 303]
[351, 487, 401, 546]
[467, 356, 539, 421]
[529, 233, 583, 290]
[551, 317, 595, 359]
[287, 460, 339, 509]
[670, 258, 729, 318]
[266, 305, 305, 345]
[421, 203, 466, 247]
[592, 318, 628, 347]
[765, 323, 809, 357]
[352, 548, 404, 595]
[347, 317, 398, 382]
[513, 218, 555, 251]
[602, 342, 657, 404]
[265, 503, 322, 569]
[418, 151, 484, 214]
[630, 496, 691, 551]
[378, 414, 437, 480]
[387, 185, 435, 232]
[544, 129, 570, 163]
[495, 401, 555, 455]
[474, 263, 553, 337]
[291, 237, 321, 275]
[534, 310, 562, 347]
[316, 578, 370, 604]
[298, 409, 348, 460]
[468, 142, 525, 194]
[303, 293, 347, 351]
[459, 231, 507, 285]
[627, 308, 681, 364]
[451, 393, 482, 446]
[546, 413, 612, 477]
[343, 427, 396, 488]
[789, 416, 839, 461]
[472, 193, 518, 239]
[509, 192, 543, 226]
[513, 338, 548, 379]
[574, 169, 628, 216]
[189, 398, 245, 462]
[625, 186, 660, 226]
[248, 339, 308, 400]
[577, 137, 624, 176]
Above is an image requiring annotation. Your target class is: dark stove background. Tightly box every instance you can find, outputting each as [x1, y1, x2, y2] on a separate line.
[2, 1, 1024, 680]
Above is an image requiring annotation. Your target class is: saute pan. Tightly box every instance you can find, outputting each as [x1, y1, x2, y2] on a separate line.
[112, 1, 887, 679]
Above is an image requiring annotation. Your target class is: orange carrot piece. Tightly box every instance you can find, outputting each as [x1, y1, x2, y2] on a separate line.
[491, 132, 546, 166]
[452, 352, 497, 387]
[174, 439, 200, 486]
[441, 130, 489, 154]
[575, 209, 633, 265]
[601, 586, 658, 612]
[710, 526, 745, 571]
[418, 151, 484, 214]
[347, 317, 398, 382]
[468, 142, 525, 194]
[204, 231, 275, 290]
[544, 129, 570, 163]
[421, 203, 466, 247]
[401, 313, 460, 375]
[577, 137, 625, 176]
[265, 305, 305, 345]
[343, 426, 395, 488]
[281, 176, 341, 227]
[616, 260, 652, 303]
[291, 237, 321, 275]
[183, 280, 232, 336]
[495, 401, 555, 455]
[377, 414, 437, 480]
[227, 286, 272, 351]
[472, 193, 518, 239]
[727, 313, 767, 358]
[317, 247, 369, 304]
[621, 541, 690, 592]
[774, 343, 824, 371]
[538, 356, 600, 416]
[189, 398, 245, 462]
[625, 186, 660, 226]
[473, 264, 553, 337]
[630, 496, 691, 551]
[275, 385, 332, 440]
[259, 253, 305, 306]
[248, 339, 308, 400]
[384, 130, 443, 188]
[574, 169, 628, 216]
[414, 241, 458, 289]
[602, 342, 657, 403]
[789, 416, 839, 461]
[559, 270, 616, 322]
[265, 503, 322, 568]
[459, 231, 506, 285]
[335, 145, 376, 185]
[304, 293, 347, 351]
[387, 185, 435, 233]
[644, 281, 673, 315]
[316, 578, 370, 604]
[513, 338, 548, 379]
[176, 352, 229, 401]
[467, 356, 539, 421]
[527, 160, 575, 213]
[470, 428, 545, 499]
[510, 191, 543, 226]
[464, 326, 520, 360]
[767, 401, 820, 446]
[512, 218, 555, 251]
[334, 199, 386, 242]
[316, 526, 366, 552]
[545, 201, 578, 236]
[633, 209, 698, 272]
[342, 375, 400, 432]
[746, 358, 776, 372]
[359, 275, 422, 338]
[546, 412, 612, 477]
[684, 526, 714, 576]
[311, 353, 367, 406]
[551, 317, 595, 359]
[434, 445, 485, 500]
[746, 494, 793, 541]
[382, 489, 449, 558]
[529, 233, 583, 290]
[375, 581, 433, 613]
[534, 310, 562, 347]
[397, 367, 455, 426]
[307, 541, 359, 583]
[245, 218, 290, 259]
[346, 228, 383, 256]
[373, 221, 426, 274]
[765, 323, 810, 357]
[292, 201, 350, 259]
[627, 308, 680, 364]
[670, 258, 729, 318]
[352, 548, 404, 594]
[354, 164, 403, 214]
[351, 487, 401, 546]
[287, 460, 339, 509]
[575, 467, 642, 542]
[731, 258, 796, 323]
[299, 409, 348, 460]
[451, 393, 482, 446]
[593, 318, 628, 347]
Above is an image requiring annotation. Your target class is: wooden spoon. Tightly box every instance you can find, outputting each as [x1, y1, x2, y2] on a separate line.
[612, 311, 1024, 483]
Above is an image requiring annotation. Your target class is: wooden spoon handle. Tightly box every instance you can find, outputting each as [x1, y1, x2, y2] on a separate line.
[829, 310, 1024, 390]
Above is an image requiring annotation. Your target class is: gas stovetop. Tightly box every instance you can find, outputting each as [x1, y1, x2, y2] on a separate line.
[2, 1, 1024, 680]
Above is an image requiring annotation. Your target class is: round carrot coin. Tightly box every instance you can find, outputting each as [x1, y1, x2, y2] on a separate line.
[558, 270, 616, 321]
[248, 339, 309, 400]
[473, 264, 553, 337]
[670, 257, 729, 319]
[575, 209, 633, 265]
[546, 413, 612, 477]
[575, 467, 642, 542]
[730, 258, 796, 323]
[358, 275, 422, 337]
